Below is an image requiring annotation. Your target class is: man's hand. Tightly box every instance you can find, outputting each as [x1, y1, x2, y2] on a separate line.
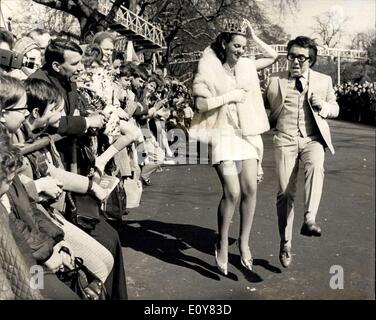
[35, 177, 63, 199]
[86, 112, 107, 129]
[310, 93, 323, 110]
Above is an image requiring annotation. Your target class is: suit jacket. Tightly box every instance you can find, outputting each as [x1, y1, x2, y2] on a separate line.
[266, 69, 339, 154]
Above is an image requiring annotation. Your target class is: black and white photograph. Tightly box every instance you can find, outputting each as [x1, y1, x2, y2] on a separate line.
[0, 0, 374, 305]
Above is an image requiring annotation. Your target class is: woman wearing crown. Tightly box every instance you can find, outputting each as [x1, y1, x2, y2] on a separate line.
[190, 19, 278, 275]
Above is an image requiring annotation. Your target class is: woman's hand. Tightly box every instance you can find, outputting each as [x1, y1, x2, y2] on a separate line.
[91, 183, 109, 202]
[35, 177, 63, 199]
[243, 19, 256, 39]
[228, 89, 247, 103]
[44, 245, 64, 273]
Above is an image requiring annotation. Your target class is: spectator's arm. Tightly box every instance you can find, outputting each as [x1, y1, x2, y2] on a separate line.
[57, 116, 87, 136]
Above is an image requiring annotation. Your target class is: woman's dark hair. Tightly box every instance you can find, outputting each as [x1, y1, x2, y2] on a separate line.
[0, 74, 26, 113]
[24, 78, 63, 116]
[118, 62, 135, 78]
[210, 32, 237, 64]
[82, 43, 103, 68]
[147, 74, 163, 91]
[287, 36, 318, 67]
[136, 64, 149, 80]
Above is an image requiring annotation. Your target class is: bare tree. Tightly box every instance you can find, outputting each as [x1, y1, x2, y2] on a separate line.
[30, 0, 296, 70]
[312, 10, 350, 48]
[140, 0, 292, 63]
[351, 29, 375, 51]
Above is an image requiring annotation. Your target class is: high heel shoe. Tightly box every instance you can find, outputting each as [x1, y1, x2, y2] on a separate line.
[236, 240, 253, 271]
[214, 244, 228, 276]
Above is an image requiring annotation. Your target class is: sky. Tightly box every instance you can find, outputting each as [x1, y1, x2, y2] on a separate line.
[1, 0, 375, 48]
[263, 0, 375, 47]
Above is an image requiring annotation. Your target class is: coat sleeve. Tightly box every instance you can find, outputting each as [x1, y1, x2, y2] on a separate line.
[57, 115, 87, 136]
[8, 212, 55, 264]
[324, 76, 340, 118]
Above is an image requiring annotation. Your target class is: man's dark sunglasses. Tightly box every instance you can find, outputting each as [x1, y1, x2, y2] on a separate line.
[287, 54, 310, 63]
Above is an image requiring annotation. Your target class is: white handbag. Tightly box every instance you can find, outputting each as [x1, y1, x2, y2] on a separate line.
[123, 177, 143, 209]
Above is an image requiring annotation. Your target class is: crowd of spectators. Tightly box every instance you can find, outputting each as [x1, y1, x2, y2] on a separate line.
[0, 26, 194, 300]
[334, 81, 375, 125]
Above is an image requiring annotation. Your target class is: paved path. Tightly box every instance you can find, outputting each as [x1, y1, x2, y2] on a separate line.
[119, 120, 375, 300]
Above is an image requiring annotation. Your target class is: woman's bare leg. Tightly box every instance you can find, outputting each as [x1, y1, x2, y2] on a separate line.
[214, 161, 241, 264]
[237, 159, 258, 260]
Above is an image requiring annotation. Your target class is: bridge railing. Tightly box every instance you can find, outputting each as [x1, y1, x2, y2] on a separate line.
[97, 0, 166, 49]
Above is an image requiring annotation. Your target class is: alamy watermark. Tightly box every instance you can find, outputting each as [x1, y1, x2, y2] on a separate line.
[0, 265, 45, 293]
[329, 265, 344, 290]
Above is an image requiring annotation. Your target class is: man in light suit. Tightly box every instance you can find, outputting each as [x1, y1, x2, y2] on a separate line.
[265, 36, 339, 268]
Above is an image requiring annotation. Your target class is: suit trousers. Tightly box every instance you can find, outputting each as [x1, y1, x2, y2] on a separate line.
[273, 134, 325, 242]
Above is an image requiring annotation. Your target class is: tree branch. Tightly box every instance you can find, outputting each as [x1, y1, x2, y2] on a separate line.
[32, 0, 78, 12]
[180, 28, 213, 41]
[188, 0, 226, 22]
[138, 0, 163, 16]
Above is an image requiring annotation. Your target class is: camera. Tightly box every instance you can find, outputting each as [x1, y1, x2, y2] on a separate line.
[0, 48, 36, 70]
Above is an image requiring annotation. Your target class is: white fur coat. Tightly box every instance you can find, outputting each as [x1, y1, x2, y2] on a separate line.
[190, 47, 270, 141]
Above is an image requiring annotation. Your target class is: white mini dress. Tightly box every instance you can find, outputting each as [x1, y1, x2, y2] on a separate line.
[210, 70, 262, 165]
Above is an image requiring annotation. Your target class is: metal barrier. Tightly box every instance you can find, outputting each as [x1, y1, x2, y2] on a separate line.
[169, 45, 368, 65]
[20, 134, 65, 155]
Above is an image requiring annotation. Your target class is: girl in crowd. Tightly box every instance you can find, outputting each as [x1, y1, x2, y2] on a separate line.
[0, 127, 44, 300]
[191, 19, 277, 275]
[78, 42, 141, 178]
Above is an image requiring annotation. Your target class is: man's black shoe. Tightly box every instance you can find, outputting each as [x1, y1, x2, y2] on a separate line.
[279, 243, 292, 268]
[300, 222, 322, 237]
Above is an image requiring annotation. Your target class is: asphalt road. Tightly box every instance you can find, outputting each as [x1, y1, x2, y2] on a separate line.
[118, 119, 375, 300]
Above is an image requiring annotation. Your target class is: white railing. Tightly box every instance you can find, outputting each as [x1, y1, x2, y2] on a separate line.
[169, 45, 368, 65]
[253, 44, 367, 60]
[317, 47, 368, 59]
[97, 0, 166, 49]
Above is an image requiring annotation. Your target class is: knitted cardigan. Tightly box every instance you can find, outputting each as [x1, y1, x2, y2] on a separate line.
[190, 47, 270, 142]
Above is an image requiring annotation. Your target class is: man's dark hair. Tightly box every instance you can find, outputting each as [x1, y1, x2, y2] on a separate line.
[287, 36, 318, 67]
[0, 29, 15, 49]
[44, 37, 83, 66]
[24, 78, 63, 115]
